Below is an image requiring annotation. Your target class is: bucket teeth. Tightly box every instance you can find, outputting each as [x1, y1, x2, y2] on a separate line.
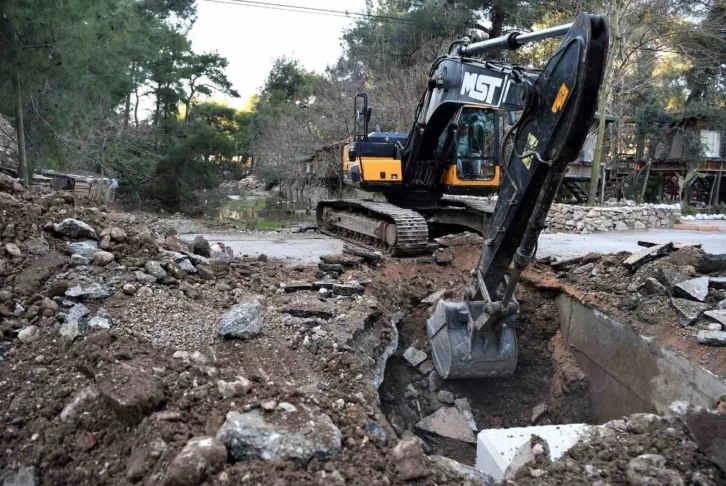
[426, 300, 517, 379]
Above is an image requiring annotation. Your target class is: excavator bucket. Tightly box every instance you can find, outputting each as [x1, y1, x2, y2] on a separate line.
[426, 300, 517, 379]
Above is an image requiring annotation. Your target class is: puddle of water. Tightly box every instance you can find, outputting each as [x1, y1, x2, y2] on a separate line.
[210, 196, 314, 229]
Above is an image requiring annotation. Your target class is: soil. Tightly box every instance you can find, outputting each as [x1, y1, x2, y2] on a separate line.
[1, 182, 724, 486]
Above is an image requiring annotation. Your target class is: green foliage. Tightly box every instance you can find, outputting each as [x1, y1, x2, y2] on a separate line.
[681, 205, 697, 216]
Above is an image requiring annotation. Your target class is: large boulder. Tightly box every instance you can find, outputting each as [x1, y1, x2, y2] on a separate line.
[217, 300, 263, 339]
[54, 218, 98, 240]
[216, 409, 341, 464]
[96, 363, 165, 424]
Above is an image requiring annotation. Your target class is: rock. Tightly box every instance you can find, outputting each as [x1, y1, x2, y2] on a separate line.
[144, 261, 167, 280]
[162, 436, 227, 486]
[89, 315, 111, 329]
[217, 300, 263, 339]
[319, 254, 361, 267]
[17, 326, 40, 344]
[388, 414, 405, 436]
[26, 238, 49, 256]
[403, 346, 428, 367]
[455, 398, 477, 431]
[656, 267, 689, 289]
[257, 253, 268, 262]
[391, 438, 427, 481]
[437, 390, 455, 404]
[191, 236, 211, 257]
[644, 277, 668, 296]
[318, 263, 344, 273]
[572, 262, 594, 275]
[99, 235, 112, 250]
[217, 377, 252, 398]
[428, 370, 443, 392]
[532, 402, 548, 423]
[626, 454, 684, 485]
[704, 310, 726, 327]
[430, 455, 493, 485]
[123, 284, 137, 296]
[216, 409, 341, 464]
[697, 253, 726, 274]
[92, 251, 115, 266]
[0, 290, 11, 302]
[697, 330, 726, 346]
[626, 413, 664, 434]
[415, 407, 477, 443]
[674, 276, 709, 302]
[197, 264, 215, 281]
[282, 282, 313, 293]
[5, 243, 21, 258]
[126, 439, 168, 483]
[421, 289, 449, 305]
[363, 419, 387, 447]
[332, 283, 365, 296]
[60, 386, 99, 422]
[707, 323, 723, 331]
[166, 262, 186, 280]
[671, 298, 710, 326]
[1, 466, 37, 486]
[71, 254, 89, 266]
[135, 271, 157, 285]
[261, 399, 277, 411]
[418, 360, 435, 375]
[68, 240, 100, 259]
[54, 218, 98, 239]
[709, 276, 726, 290]
[97, 363, 165, 424]
[182, 251, 210, 266]
[276, 402, 298, 413]
[68, 303, 90, 321]
[110, 227, 127, 242]
[59, 320, 81, 341]
[65, 283, 111, 300]
[178, 259, 197, 274]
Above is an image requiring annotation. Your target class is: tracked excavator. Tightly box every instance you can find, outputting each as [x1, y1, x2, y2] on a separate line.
[320, 13, 609, 379]
[317, 13, 607, 258]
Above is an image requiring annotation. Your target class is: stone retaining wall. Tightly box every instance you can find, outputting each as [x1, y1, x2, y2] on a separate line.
[544, 203, 681, 234]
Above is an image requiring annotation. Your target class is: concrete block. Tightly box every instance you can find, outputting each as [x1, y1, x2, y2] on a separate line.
[476, 424, 594, 481]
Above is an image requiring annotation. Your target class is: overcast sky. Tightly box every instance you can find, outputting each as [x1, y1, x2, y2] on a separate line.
[189, 0, 368, 109]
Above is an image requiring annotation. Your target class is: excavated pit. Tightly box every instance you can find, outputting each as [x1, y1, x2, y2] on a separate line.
[377, 283, 597, 466]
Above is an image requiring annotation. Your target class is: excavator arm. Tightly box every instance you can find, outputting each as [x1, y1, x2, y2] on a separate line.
[427, 13, 610, 379]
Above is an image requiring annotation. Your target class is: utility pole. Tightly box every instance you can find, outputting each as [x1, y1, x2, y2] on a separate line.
[588, 1, 619, 205]
[14, 73, 30, 188]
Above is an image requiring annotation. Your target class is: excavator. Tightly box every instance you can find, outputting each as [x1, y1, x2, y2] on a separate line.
[319, 12, 609, 379]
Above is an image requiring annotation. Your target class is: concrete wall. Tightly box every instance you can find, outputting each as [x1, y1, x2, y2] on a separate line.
[556, 294, 726, 422]
[545, 203, 681, 234]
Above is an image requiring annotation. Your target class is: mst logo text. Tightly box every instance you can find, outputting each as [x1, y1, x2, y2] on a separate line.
[460, 71, 504, 104]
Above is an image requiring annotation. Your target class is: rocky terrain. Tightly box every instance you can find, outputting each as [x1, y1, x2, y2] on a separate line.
[0, 175, 724, 486]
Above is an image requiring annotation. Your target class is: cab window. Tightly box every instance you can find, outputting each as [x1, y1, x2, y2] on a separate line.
[455, 108, 496, 181]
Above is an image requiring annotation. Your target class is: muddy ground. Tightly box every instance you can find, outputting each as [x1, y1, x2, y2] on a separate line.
[0, 181, 725, 485]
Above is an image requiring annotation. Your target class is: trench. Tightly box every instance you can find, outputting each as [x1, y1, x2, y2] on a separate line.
[376, 279, 726, 468]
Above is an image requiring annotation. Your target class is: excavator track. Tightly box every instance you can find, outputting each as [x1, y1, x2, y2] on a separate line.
[316, 200, 430, 256]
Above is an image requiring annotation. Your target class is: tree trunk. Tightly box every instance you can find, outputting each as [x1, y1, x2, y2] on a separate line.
[134, 84, 140, 127]
[639, 159, 651, 203]
[714, 162, 724, 206]
[588, 1, 619, 205]
[14, 73, 29, 187]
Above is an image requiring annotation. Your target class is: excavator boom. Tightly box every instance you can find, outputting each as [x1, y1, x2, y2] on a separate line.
[427, 13, 610, 379]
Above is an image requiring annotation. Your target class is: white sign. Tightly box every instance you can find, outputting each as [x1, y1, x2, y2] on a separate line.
[460, 72, 504, 104]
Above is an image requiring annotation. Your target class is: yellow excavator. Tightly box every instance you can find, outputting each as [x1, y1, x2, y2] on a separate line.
[319, 13, 609, 378]
[317, 14, 607, 257]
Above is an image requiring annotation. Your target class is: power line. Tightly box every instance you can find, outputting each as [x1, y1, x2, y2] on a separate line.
[202, 0, 461, 28]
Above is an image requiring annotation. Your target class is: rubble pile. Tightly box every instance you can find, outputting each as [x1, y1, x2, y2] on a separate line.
[544, 203, 681, 234]
[537, 242, 726, 354]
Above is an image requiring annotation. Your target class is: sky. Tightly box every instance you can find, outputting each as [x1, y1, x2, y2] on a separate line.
[189, 0, 369, 109]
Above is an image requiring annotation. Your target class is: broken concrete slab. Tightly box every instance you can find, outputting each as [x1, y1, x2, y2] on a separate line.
[403, 347, 427, 367]
[697, 330, 726, 346]
[476, 424, 595, 481]
[637, 241, 701, 250]
[623, 242, 674, 271]
[332, 283, 365, 296]
[430, 455, 493, 485]
[656, 267, 689, 290]
[318, 263, 344, 274]
[415, 407, 477, 444]
[697, 254, 726, 275]
[216, 409, 341, 464]
[571, 263, 594, 275]
[674, 276, 710, 302]
[455, 398, 477, 431]
[704, 310, 726, 327]
[282, 282, 314, 293]
[319, 254, 362, 267]
[421, 289, 448, 305]
[671, 298, 710, 326]
[531, 402, 548, 424]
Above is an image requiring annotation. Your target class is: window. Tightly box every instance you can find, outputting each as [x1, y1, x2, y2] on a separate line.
[455, 107, 496, 181]
[701, 130, 722, 158]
